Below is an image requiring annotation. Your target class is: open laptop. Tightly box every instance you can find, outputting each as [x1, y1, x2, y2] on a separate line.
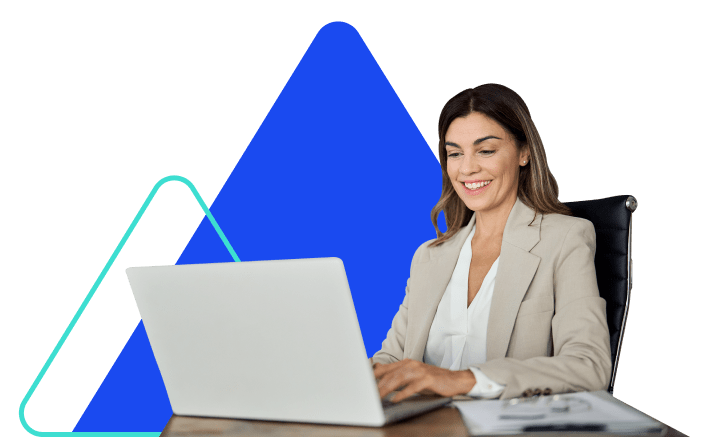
[126, 257, 451, 427]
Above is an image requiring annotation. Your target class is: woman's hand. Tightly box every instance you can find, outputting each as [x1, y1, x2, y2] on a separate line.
[373, 358, 476, 402]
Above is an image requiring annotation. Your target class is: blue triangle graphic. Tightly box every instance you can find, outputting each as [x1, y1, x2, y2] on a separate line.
[74, 21, 444, 432]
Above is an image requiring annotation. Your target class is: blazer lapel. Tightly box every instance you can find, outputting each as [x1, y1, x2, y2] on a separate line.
[406, 198, 543, 362]
[406, 213, 476, 361]
[486, 198, 542, 360]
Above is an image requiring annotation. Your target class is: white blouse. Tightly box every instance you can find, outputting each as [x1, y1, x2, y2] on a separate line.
[423, 224, 506, 398]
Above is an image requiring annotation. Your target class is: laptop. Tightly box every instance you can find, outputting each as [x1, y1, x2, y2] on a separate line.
[126, 257, 451, 427]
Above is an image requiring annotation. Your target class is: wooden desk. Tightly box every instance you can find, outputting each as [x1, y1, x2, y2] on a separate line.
[160, 403, 689, 437]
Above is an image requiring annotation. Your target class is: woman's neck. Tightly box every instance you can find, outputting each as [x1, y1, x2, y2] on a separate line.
[473, 196, 517, 240]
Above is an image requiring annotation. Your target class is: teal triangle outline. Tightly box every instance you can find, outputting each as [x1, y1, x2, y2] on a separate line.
[19, 175, 240, 436]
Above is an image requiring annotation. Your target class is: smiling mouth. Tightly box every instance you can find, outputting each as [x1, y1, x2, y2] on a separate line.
[464, 180, 491, 190]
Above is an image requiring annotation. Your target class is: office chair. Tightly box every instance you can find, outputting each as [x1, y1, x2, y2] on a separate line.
[564, 195, 637, 394]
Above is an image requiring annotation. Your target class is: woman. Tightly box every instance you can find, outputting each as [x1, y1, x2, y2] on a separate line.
[371, 84, 611, 402]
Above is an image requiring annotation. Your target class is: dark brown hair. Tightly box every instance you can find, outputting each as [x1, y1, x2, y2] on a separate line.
[430, 84, 571, 247]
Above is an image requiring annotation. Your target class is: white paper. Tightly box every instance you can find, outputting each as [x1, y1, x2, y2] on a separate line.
[453, 390, 663, 435]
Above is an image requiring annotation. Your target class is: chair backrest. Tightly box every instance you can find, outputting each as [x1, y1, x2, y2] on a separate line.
[564, 195, 637, 394]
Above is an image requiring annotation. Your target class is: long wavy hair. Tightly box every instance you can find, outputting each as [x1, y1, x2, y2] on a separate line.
[430, 84, 571, 247]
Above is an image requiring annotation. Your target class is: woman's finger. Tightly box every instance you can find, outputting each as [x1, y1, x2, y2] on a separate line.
[377, 372, 405, 399]
[372, 359, 410, 379]
[377, 366, 416, 399]
[389, 377, 432, 403]
[377, 362, 426, 399]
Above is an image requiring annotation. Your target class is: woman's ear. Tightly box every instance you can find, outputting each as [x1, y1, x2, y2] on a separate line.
[520, 146, 531, 166]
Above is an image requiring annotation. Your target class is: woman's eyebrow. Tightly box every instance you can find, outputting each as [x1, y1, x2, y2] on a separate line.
[445, 135, 502, 148]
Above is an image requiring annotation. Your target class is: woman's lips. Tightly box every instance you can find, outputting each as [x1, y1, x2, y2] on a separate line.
[462, 180, 491, 196]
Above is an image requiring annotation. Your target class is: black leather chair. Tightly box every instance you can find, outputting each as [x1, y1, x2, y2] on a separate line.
[564, 195, 637, 394]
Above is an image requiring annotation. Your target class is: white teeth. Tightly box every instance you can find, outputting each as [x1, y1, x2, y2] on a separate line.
[465, 181, 490, 190]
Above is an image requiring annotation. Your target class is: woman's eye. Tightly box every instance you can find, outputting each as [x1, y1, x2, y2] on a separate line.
[448, 152, 461, 158]
[479, 150, 496, 156]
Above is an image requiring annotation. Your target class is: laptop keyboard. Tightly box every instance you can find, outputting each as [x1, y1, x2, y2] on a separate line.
[379, 393, 453, 424]
[381, 398, 395, 408]
[381, 393, 408, 409]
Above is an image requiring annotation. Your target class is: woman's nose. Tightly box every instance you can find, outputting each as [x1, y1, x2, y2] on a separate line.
[460, 154, 480, 175]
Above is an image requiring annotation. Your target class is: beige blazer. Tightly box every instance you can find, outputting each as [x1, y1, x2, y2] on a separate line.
[371, 198, 612, 399]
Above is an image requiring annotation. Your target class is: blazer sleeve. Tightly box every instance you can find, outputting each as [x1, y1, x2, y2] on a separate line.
[473, 219, 612, 399]
[370, 242, 427, 365]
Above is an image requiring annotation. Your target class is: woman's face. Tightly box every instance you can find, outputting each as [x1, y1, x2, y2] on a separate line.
[444, 112, 529, 215]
